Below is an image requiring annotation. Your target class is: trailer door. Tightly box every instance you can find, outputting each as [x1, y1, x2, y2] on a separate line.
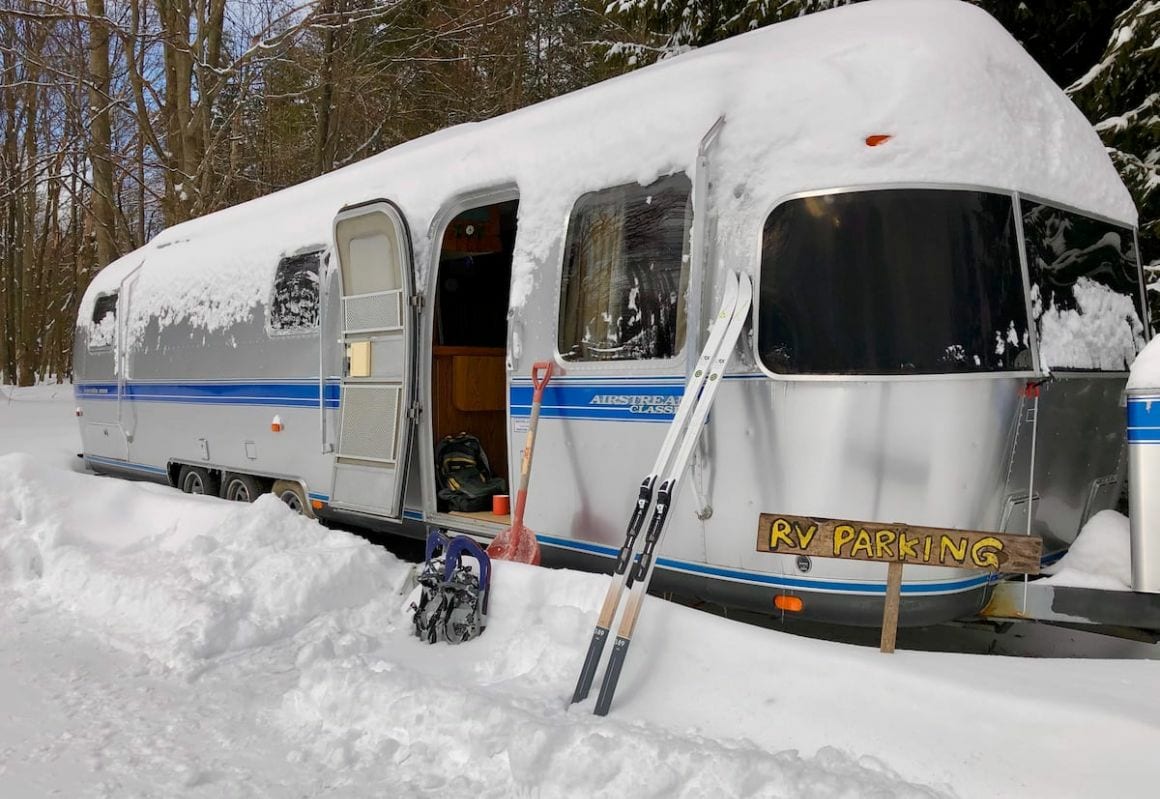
[328, 200, 418, 518]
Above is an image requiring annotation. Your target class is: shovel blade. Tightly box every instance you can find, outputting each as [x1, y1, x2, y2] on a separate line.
[487, 524, 541, 566]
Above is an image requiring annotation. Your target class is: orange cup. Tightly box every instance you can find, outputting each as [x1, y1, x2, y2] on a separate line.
[492, 494, 511, 515]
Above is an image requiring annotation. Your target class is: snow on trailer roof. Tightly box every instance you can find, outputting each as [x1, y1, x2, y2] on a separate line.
[81, 0, 1136, 338]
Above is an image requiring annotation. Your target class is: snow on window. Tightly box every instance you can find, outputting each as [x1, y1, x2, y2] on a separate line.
[1021, 200, 1144, 372]
[88, 293, 118, 349]
[758, 189, 1029, 375]
[269, 251, 321, 332]
[558, 174, 691, 362]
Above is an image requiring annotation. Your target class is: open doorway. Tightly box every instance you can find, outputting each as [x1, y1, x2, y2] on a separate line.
[431, 199, 518, 522]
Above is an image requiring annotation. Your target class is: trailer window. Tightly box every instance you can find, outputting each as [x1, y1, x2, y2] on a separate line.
[89, 292, 118, 350]
[269, 251, 321, 332]
[758, 189, 1029, 375]
[558, 173, 691, 362]
[1021, 200, 1145, 372]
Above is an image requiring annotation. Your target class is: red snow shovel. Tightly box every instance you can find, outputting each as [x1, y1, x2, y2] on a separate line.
[487, 361, 554, 566]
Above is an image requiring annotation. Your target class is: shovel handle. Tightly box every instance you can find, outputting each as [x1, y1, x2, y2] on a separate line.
[531, 361, 555, 397]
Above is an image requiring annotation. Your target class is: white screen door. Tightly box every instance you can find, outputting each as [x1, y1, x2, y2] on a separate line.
[328, 200, 417, 518]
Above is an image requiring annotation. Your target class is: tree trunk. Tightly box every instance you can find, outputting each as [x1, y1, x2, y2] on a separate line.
[86, 0, 118, 270]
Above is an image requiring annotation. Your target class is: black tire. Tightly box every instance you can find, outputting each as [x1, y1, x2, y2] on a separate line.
[178, 465, 220, 497]
[221, 472, 266, 503]
[272, 479, 315, 519]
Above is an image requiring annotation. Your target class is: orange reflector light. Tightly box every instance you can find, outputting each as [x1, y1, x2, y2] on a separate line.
[865, 134, 892, 147]
[310, 499, 324, 511]
[774, 595, 804, 612]
[271, 414, 283, 432]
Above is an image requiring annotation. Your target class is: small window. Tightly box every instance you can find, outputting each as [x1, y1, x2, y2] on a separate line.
[89, 292, 118, 349]
[1021, 200, 1145, 372]
[269, 251, 321, 332]
[758, 189, 1029, 375]
[558, 174, 692, 362]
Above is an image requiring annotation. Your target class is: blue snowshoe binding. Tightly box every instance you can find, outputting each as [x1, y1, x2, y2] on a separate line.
[411, 529, 490, 644]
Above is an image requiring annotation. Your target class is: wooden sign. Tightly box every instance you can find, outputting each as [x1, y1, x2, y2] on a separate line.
[756, 513, 1042, 654]
[756, 514, 1041, 574]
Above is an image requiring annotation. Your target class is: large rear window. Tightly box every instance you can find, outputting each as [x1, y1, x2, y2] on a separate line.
[758, 189, 1029, 376]
[1021, 199, 1145, 372]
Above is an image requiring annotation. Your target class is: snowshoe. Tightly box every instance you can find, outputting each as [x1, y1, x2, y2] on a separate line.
[409, 530, 491, 644]
[439, 536, 491, 643]
[411, 529, 451, 643]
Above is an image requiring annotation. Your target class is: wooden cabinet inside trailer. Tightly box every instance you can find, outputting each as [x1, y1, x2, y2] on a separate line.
[431, 345, 508, 484]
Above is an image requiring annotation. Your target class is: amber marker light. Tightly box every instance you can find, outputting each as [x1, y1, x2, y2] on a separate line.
[310, 499, 324, 511]
[865, 134, 892, 146]
[271, 414, 283, 432]
[773, 595, 804, 612]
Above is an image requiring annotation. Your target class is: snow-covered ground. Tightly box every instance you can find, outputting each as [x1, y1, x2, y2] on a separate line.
[3, 385, 1160, 797]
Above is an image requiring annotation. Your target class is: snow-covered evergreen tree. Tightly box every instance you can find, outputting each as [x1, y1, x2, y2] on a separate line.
[604, 0, 856, 62]
[1066, 0, 1159, 304]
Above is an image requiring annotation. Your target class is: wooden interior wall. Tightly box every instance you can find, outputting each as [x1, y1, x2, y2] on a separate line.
[431, 345, 509, 483]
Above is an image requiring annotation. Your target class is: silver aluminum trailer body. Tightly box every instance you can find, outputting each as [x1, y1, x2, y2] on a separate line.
[73, 1, 1147, 626]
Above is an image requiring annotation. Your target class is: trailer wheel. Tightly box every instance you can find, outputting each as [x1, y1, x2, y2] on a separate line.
[178, 465, 220, 497]
[222, 473, 266, 503]
[272, 480, 315, 519]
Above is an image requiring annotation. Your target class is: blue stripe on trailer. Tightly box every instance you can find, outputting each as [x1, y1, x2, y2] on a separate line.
[83, 454, 168, 476]
[402, 508, 424, 521]
[75, 381, 341, 409]
[534, 534, 994, 596]
[1127, 397, 1160, 442]
[508, 373, 768, 385]
[1041, 548, 1066, 566]
[510, 375, 686, 386]
[659, 558, 996, 595]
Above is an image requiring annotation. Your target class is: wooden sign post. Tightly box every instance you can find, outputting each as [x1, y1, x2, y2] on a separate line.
[755, 514, 1042, 653]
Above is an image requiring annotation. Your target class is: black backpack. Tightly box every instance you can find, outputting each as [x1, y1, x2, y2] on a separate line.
[435, 433, 507, 512]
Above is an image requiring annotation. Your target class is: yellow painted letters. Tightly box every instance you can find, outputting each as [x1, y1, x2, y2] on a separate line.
[899, 533, 920, 560]
[970, 536, 1004, 569]
[833, 524, 856, 557]
[796, 522, 818, 549]
[851, 529, 874, 558]
[768, 518, 796, 550]
[939, 535, 968, 565]
[874, 529, 896, 560]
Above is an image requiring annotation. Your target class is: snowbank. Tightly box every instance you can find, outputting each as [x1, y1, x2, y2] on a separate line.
[0, 453, 408, 672]
[3, 397, 1160, 795]
[0, 452, 946, 796]
[1043, 510, 1133, 590]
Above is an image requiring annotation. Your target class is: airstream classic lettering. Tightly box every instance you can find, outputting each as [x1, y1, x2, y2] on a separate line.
[73, 1, 1148, 626]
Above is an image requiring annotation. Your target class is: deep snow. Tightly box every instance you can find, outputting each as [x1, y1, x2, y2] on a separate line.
[2, 385, 1160, 797]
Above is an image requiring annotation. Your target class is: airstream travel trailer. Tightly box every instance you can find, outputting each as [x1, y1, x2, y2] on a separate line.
[73, 0, 1148, 627]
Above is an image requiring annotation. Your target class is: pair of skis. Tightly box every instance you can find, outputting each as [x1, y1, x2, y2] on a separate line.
[570, 271, 752, 716]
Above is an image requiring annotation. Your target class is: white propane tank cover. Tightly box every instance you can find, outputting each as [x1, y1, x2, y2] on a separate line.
[1127, 338, 1160, 593]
